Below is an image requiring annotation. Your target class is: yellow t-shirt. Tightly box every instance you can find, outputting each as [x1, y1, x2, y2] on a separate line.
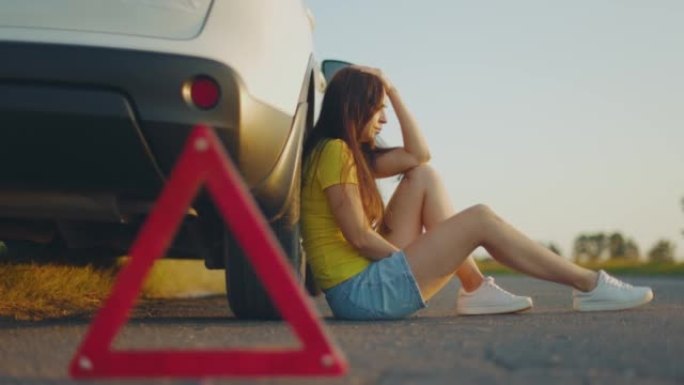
[301, 139, 371, 290]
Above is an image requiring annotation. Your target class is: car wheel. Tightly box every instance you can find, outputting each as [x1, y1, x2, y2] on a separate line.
[224, 217, 305, 319]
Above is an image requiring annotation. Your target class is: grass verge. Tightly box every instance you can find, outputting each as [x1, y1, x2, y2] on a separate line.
[138, 259, 226, 299]
[0, 259, 225, 321]
[477, 258, 684, 276]
[0, 263, 116, 321]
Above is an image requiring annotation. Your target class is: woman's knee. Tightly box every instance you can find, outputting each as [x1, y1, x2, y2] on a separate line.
[404, 163, 439, 185]
[429, 204, 495, 248]
[462, 204, 500, 226]
[467, 203, 494, 215]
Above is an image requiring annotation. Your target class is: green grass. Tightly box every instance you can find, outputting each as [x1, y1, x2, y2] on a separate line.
[137, 259, 226, 299]
[477, 258, 684, 276]
[0, 259, 225, 321]
[0, 263, 116, 320]
[577, 259, 684, 276]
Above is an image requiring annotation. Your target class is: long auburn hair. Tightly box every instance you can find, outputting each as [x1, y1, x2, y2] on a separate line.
[303, 67, 386, 228]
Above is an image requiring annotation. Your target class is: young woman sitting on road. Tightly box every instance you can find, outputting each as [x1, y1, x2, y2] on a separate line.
[301, 66, 653, 320]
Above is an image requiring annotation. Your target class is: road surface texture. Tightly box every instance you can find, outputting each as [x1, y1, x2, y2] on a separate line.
[1, 275, 682, 385]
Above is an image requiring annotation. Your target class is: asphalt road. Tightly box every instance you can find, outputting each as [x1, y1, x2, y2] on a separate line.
[1, 275, 682, 385]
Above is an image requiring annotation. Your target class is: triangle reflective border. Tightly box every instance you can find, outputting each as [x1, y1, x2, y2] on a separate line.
[69, 125, 347, 379]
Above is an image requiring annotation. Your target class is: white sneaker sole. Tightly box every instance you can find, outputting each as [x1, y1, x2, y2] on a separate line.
[457, 298, 533, 315]
[573, 289, 654, 312]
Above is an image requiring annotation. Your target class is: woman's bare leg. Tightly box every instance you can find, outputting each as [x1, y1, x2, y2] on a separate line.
[380, 165, 484, 291]
[403, 204, 599, 301]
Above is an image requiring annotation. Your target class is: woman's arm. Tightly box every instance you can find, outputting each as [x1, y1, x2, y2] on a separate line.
[325, 183, 399, 260]
[355, 66, 431, 177]
[386, 86, 431, 163]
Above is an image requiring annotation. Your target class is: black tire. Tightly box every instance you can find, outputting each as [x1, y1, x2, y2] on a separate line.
[225, 218, 305, 319]
[224, 71, 314, 319]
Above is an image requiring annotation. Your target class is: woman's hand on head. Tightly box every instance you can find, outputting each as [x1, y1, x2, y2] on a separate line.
[353, 65, 394, 92]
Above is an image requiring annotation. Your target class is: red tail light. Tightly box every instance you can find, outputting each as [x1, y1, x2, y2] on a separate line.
[183, 76, 220, 110]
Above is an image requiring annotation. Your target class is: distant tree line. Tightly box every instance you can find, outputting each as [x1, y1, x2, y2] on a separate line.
[544, 198, 681, 263]
[565, 197, 684, 263]
[569, 232, 675, 263]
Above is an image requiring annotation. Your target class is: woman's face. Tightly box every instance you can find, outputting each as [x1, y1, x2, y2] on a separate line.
[359, 93, 388, 144]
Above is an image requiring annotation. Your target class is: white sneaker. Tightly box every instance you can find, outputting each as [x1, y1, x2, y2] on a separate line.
[457, 276, 533, 315]
[573, 270, 654, 312]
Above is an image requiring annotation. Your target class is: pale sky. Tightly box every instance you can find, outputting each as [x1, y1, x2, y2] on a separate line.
[306, 0, 684, 260]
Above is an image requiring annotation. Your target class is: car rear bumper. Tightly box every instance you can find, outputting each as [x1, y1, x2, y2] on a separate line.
[0, 41, 306, 224]
[0, 84, 165, 195]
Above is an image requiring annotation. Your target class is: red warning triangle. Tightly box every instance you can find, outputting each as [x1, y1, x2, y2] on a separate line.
[69, 125, 347, 378]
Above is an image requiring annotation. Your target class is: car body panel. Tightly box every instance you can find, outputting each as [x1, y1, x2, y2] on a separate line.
[0, 41, 315, 222]
[0, 0, 214, 40]
[0, 0, 317, 249]
[0, 0, 313, 115]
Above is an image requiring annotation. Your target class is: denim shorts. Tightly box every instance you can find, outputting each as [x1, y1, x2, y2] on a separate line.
[324, 250, 427, 320]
